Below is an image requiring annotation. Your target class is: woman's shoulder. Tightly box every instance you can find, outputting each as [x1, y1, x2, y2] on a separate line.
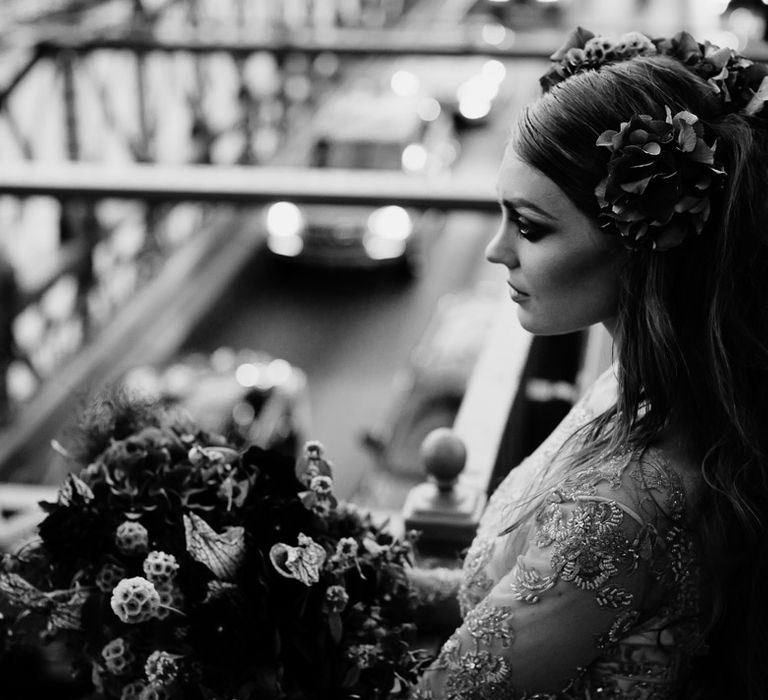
[553, 437, 703, 530]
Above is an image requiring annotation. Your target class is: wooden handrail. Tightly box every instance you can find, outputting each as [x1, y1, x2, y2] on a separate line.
[35, 28, 551, 59]
[32, 29, 768, 64]
[0, 162, 499, 210]
[453, 303, 530, 496]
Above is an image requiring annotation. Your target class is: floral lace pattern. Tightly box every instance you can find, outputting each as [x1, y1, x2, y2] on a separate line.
[412, 370, 703, 700]
[458, 537, 495, 615]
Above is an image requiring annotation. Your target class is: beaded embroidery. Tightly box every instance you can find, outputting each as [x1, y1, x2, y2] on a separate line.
[458, 537, 496, 615]
[414, 369, 703, 699]
[509, 557, 556, 603]
[465, 599, 515, 647]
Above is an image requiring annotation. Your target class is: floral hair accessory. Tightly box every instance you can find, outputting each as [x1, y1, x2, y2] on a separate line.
[595, 107, 726, 251]
[541, 26, 656, 91]
[542, 27, 768, 118]
[654, 31, 768, 117]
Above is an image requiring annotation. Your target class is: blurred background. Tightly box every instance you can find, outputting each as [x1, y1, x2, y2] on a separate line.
[1, 0, 768, 694]
[0, 0, 765, 516]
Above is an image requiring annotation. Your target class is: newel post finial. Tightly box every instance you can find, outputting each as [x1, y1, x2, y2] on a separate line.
[402, 427, 486, 550]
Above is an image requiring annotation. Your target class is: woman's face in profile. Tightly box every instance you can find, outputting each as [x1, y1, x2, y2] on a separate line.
[487, 149, 627, 336]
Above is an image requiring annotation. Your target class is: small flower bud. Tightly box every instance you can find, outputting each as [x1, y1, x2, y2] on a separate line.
[154, 583, 185, 620]
[139, 683, 175, 700]
[336, 537, 358, 559]
[121, 680, 147, 700]
[309, 475, 333, 496]
[115, 521, 149, 556]
[325, 585, 349, 613]
[101, 637, 135, 676]
[142, 552, 179, 586]
[144, 650, 182, 686]
[111, 577, 160, 624]
[96, 562, 128, 593]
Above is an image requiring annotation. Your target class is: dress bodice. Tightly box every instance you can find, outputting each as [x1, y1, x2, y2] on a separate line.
[412, 368, 705, 699]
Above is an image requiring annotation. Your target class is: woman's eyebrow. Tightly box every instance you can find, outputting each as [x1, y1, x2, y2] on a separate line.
[501, 197, 557, 221]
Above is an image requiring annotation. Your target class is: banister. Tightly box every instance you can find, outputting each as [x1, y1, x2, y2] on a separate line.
[34, 29, 551, 59]
[403, 301, 530, 547]
[0, 162, 498, 210]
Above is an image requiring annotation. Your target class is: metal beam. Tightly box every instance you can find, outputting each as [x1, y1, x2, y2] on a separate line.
[0, 48, 43, 109]
[31, 28, 768, 64]
[35, 29, 552, 59]
[0, 162, 500, 212]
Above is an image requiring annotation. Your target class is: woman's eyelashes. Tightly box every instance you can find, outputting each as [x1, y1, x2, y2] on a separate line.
[501, 203, 547, 241]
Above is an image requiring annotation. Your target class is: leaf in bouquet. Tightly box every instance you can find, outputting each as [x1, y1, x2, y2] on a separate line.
[269, 534, 326, 586]
[343, 665, 361, 688]
[48, 589, 90, 632]
[203, 580, 239, 603]
[57, 474, 95, 505]
[328, 611, 343, 644]
[0, 573, 50, 610]
[188, 445, 240, 468]
[198, 685, 221, 700]
[184, 512, 245, 581]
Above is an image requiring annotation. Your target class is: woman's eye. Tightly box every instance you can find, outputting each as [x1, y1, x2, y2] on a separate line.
[517, 219, 535, 239]
[499, 204, 545, 241]
[512, 215, 541, 241]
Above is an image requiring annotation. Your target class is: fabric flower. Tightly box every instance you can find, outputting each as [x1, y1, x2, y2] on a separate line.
[583, 36, 618, 63]
[540, 26, 768, 120]
[269, 533, 327, 585]
[615, 31, 655, 57]
[111, 577, 160, 624]
[595, 108, 725, 251]
[541, 27, 656, 91]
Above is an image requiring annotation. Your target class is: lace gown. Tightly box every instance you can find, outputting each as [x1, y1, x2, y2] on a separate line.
[411, 368, 705, 699]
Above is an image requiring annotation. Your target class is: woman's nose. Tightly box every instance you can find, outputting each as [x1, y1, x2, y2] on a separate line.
[485, 223, 517, 267]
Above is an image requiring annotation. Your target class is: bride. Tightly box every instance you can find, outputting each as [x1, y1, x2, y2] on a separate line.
[409, 28, 768, 699]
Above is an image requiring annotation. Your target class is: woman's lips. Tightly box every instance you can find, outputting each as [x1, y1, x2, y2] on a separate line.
[508, 282, 530, 301]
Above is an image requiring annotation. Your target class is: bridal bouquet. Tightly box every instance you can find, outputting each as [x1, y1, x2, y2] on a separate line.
[0, 394, 429, 699]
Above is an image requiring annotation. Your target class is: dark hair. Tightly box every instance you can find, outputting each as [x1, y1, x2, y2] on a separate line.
[514, 55, 768, 699]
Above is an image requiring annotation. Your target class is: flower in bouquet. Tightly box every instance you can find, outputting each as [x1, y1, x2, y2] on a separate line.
[0, 393, 430, 699]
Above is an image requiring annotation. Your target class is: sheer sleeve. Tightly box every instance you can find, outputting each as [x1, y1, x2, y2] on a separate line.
[408, 566, 464, 607]
[411, 450, 690, 699]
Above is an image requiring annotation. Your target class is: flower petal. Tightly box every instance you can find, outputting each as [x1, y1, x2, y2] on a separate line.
[183, 512, 245, 580]
[550, 26, 595, 61]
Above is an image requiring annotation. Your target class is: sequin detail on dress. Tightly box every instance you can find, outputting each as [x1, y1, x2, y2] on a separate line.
[411, 370, 703, 699]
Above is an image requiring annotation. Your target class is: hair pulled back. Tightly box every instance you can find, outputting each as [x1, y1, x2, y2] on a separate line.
[515, 55, 768, 699]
